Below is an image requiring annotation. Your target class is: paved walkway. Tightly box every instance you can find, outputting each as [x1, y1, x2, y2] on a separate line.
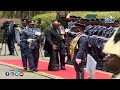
[0, 43, 50, 79]
[0, 64, 50, 79]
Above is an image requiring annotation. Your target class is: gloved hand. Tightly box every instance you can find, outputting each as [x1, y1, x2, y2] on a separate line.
[35, 32, 41, 36]
[65, 28, 70, 33]
[27, 39, 33, 43]
[76, 58, 82, 65]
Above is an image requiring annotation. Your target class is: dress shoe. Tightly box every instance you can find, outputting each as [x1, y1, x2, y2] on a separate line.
[61, 66, 66, 70]
[28, 69, 35, 72]
[34, 69, 39, 72]
[23, 68, 27, 71]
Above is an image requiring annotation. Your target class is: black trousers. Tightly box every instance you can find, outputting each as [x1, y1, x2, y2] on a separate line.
[48, 48, 65, 70]
[74, 61, 85, 79]
[56, 48, 65, 67]
[6, 36, 14, 54]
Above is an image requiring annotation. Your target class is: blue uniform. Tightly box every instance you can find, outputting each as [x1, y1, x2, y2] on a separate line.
[108, 28, 116, 37]
[88, 35, 109, 69]
[66, 32, 82, 64]
[15, 26, 28, 70]
[74, 33, 88, 79]
[68, 21, 75, 30]
[104, 26, 114, 38]
[84, 25, 94, 35]
[21, 28, 41, 70]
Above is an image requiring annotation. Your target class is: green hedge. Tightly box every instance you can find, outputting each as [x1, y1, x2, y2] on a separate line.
[32, 12, 56, 31]
[32, 11, 120, 31]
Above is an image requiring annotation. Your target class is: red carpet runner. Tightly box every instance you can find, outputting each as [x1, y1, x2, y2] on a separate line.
[0, 60, 112, 79]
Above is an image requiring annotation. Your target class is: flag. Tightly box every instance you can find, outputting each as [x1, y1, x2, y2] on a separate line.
[66, 13, 70, 21]
[69, 34, 81, 60]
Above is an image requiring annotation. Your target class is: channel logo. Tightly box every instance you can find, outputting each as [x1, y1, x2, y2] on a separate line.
[10, 72, 14, 76]
[5, 72, 10, 76]
[15, 72, 19, 76]
[20, 72, 24, 76]
[5, 72, 24, 76]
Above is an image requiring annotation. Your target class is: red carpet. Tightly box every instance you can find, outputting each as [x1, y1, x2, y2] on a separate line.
[0, 60, 112, 79]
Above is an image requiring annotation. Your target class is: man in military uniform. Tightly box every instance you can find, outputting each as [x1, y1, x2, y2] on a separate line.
[15, 19, 28, 71]
[73, 23, 88, 79]
[21, 20, 41, 72]
[65, 23, 85, 65]
[45, 20, 66, 71]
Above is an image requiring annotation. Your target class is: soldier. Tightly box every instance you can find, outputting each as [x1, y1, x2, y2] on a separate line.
[15, 19, 28, 71]
[45, 20, 66, 71]
[68, 16, 76, 30]
[66, 23, 83, 65]
[21, 20, 41, 72]
[73, 23, 88, 79]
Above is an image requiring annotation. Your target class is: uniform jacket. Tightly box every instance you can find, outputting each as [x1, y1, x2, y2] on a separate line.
[75, 34, 88, 62]
[21, 28, 41, 49]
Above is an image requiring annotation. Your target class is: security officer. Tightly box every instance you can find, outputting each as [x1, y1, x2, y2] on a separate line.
[45, 20, 66, 71]
[21, 20, 41, 72]
[74, 23, 88, 79]
[15, 19, 28, 71]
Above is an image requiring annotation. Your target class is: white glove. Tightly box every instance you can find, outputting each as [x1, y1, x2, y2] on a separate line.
[76, 58, 82, 65]
[35, 32, 41, 36]
[65, 28, 70, 32]
[27, 39, 33, 43]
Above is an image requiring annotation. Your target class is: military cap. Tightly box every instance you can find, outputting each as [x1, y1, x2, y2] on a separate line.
[76, 16, 82, 19]
[115, 20, 119, 23]
[70, 16, 77, 18]
[27, 20, 35, 24]
[72, 23, 86, 28]
[80, 18, 86, 21]
[21, 18, 28, 23]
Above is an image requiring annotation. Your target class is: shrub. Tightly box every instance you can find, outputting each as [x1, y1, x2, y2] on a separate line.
[33, 11, 120, 31]
[32, 12, 56, 31]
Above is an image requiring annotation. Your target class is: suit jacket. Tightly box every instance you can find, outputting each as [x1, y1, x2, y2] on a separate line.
[45, 27, 64, 51]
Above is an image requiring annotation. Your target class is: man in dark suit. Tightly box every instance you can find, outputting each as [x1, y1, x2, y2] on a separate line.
[45, 20, 66, 71]
[6, 21, 18, 55]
